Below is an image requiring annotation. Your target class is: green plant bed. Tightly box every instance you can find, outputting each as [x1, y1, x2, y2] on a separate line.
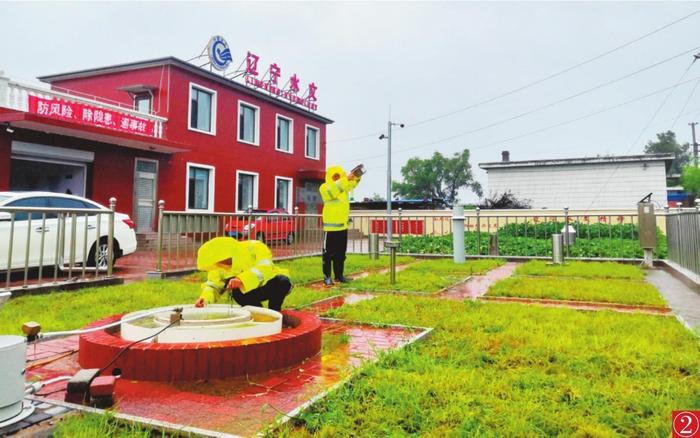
[400, 230, 668, 259]
[514, 260, 646, 280]
[0, 281, 333, 336]
[277, 296, 700, 437]
[343, 258, 503, 293]
[487, 276, 667, 307]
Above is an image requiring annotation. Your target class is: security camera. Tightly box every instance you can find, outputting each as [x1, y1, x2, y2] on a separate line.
[379, 134, 387, 140]
[399, 123, 405, 128]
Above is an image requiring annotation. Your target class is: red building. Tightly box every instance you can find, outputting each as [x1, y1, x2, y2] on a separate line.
[0, 56, 332, 233]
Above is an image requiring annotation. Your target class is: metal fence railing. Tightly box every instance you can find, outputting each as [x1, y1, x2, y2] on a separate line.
[348, 208, 649, 260]
[153, 202, 324, 274]
[152, 205, 674, 273]
[665, 208, 700, 276]
[1, 200, 117, 291]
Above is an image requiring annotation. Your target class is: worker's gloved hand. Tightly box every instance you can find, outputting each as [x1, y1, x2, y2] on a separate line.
[226, 277, 243, 290]
[195, 297, 206, 308]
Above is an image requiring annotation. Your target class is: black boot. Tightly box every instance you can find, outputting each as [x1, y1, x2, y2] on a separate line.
[334, 258, 352, 283]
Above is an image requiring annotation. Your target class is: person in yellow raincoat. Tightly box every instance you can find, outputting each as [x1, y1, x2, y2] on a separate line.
[195, 237, 292, 311]
[319, 165, 361, 286]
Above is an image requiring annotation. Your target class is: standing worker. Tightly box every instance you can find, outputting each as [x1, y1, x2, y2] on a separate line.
[195, 237, 292, 311]
[320, 164, 363, 286]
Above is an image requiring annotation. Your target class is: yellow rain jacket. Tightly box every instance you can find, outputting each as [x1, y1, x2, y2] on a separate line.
[197, 237, 289, 304]
[320, 165, 360, 231]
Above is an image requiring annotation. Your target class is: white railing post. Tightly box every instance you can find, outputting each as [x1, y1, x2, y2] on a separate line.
[452, 205, 465, 264]
[0, 71, 9, 109]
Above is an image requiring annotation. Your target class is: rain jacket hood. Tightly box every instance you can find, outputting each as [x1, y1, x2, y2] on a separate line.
[320, 165, 361, 231]
[197, 237, 289, 304]
[325, 165, 347, 184]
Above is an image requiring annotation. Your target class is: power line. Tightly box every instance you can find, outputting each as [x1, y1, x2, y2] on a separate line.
[342, 74, 700, 168]
[328, 8, 700, 144]
[582, 58, 698, 212]
[337, 52, 700, 165]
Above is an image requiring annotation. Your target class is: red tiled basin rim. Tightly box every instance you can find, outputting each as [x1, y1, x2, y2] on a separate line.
[78, 310, 322, 381]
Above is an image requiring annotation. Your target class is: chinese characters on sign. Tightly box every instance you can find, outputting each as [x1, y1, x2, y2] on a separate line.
[243, 51, 318, 111]
[28, 95, 155, 137]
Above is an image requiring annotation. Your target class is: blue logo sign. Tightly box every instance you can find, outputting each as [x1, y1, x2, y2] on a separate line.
[208, 36, 232, 71]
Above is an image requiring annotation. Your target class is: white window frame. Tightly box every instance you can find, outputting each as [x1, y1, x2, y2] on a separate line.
[237, 100, 261, 146]
[275, 114, 294, 154]
[304, 124, 320, 160]
[235, 170, 259, 213]
[185, 162, 215, 212]
[134, 94, 152, 114]
[274, 176, 294, 213]
[187, 82, 217, 136]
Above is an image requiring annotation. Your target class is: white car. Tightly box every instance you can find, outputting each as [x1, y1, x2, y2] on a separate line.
[0, 192, 137, 271]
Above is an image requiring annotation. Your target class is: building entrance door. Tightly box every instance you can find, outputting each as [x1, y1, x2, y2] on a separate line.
[133, 159, 158, 233]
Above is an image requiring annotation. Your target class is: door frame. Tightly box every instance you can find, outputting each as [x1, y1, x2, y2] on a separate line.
[133, 158, 159, 233]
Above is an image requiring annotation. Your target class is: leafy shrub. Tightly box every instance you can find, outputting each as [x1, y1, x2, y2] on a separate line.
[399, 229, 667, 259]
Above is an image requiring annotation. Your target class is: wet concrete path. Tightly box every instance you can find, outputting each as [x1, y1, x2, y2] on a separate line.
[646, 268, 700, 329]
[438, 262, 519, 300]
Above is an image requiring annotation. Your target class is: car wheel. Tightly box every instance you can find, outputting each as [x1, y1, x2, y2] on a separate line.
[88, 238, 118, 270]
[255, 232, 265, 243]
[286, 232, 295, 245]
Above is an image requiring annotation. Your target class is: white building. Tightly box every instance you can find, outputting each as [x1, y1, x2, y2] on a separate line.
[479, 152, 673, 209]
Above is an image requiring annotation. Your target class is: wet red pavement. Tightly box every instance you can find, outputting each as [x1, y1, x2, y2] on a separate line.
[28, 319, 424, 437]
[438, 262, 519, 300]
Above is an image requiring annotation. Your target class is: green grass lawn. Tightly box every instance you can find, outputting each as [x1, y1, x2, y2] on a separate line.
[277, 254, 415, 284]
[0, 281, 335, 335]
[184, 254, 416, 285]
[487, 276, 667, 307]
[515, 260, 646, 280]
[343, 258, 504, 293]
[280, 296, 700, 437]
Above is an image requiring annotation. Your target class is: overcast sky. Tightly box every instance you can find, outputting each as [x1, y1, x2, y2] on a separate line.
[2, 2, 699, 203]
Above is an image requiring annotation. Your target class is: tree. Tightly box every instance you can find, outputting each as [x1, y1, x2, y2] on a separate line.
[478, 191, 532, 209]
[369, 193, 385, 202]
[681, 165, 700, 197]
[392, 149, 482, 206]
[644, 131, 691, 175]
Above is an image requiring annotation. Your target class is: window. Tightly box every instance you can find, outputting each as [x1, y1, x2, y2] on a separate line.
[305, 125, 319, 159]
[189, 84, 216, 134]
[187, 164, 214, 211]
[238, 101, 260, 145]
[7, 197, 49, 221]
[275, 177, 293, 213]
[134, 94, 151, 114]
[276, 115, 293, 153]
[236, 171, 258, 212]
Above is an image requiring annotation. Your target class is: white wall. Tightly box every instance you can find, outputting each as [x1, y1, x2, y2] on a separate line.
[485, 161, 668, 209]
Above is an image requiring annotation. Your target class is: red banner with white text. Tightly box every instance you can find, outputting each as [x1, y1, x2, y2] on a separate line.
[27, 95, 156, 137]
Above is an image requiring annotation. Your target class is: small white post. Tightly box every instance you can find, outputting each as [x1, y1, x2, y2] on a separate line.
[452, 205, 465, 264]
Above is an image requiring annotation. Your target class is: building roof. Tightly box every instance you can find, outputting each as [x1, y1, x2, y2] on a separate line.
[479, 153, 675, 170]
[37, 57, 334, 125]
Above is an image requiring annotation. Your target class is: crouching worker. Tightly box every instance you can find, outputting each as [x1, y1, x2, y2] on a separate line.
[195, 237, 292, 311]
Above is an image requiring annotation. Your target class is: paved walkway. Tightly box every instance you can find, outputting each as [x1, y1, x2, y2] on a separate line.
[438, 262, 519, 300]
[646, 269, 700, 329]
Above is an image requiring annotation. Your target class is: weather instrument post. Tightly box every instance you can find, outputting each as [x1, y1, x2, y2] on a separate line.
[379, 121, 404, 244]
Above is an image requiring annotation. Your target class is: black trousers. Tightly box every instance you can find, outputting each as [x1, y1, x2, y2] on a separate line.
[323, 229, 348, 279]
[228, 275, 292, 311]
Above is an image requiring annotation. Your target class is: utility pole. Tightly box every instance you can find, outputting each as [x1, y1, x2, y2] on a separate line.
[379, 121, 404, 242]
[690, 122, 699, 166]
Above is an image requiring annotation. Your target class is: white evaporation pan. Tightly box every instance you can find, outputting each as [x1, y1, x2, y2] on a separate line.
[120, 305, 282, 343]
[0, 291, 10, 310]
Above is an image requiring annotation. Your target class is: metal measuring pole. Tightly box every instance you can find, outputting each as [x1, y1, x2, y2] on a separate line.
[386, 120, 393, 244]
[107, 197, 116, 277]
